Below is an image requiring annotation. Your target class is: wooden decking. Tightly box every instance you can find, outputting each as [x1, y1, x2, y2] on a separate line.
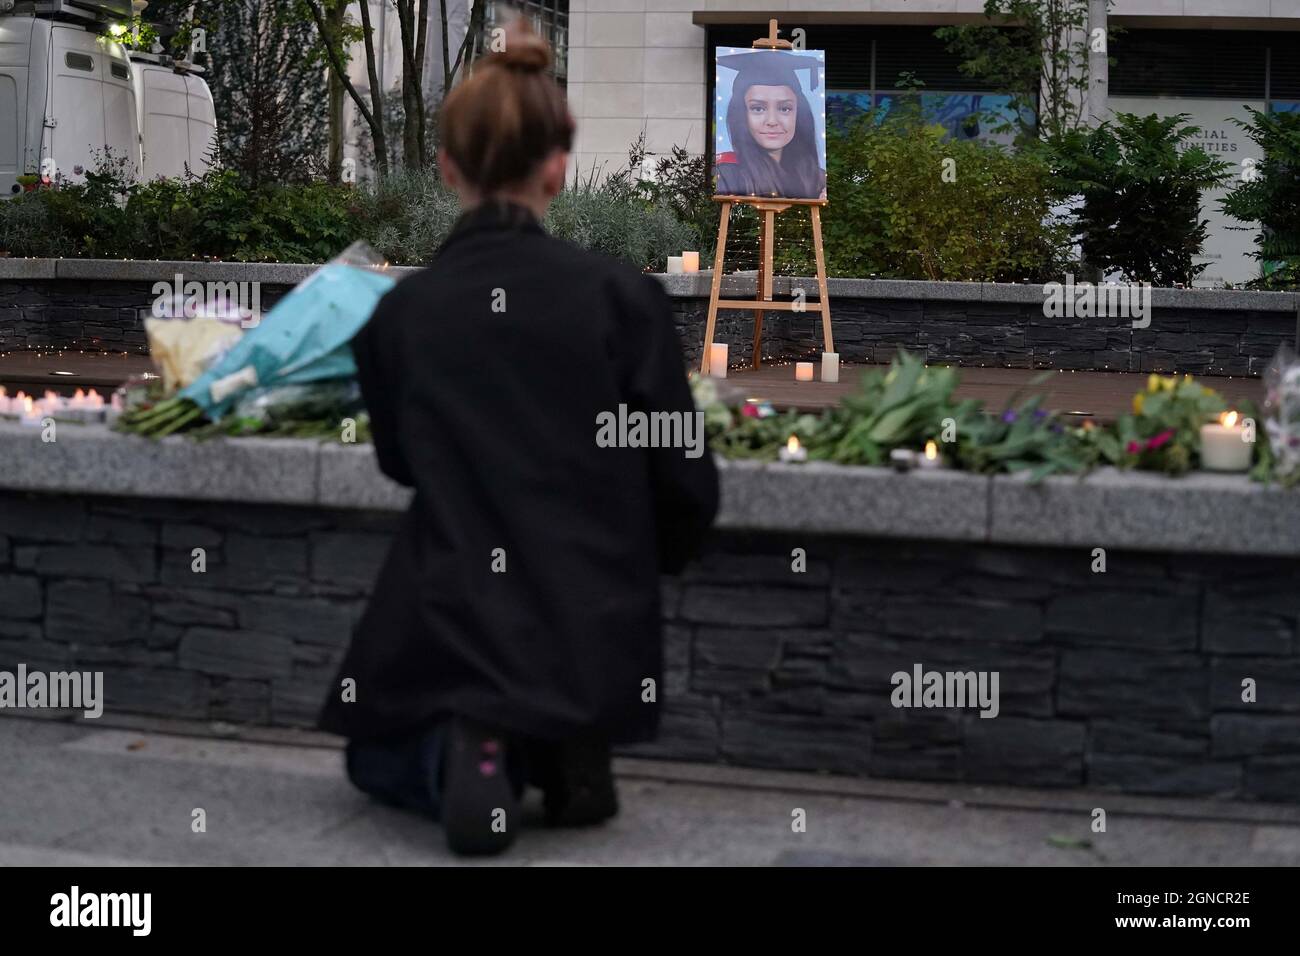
[0, 350, 1268, 422]
[0, 350, 152, 394]
[721, 362, 1266, 422]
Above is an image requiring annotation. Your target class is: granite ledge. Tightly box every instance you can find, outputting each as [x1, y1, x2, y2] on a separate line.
[4, 259, 1296, 312]
[0, 422, 1297, 556]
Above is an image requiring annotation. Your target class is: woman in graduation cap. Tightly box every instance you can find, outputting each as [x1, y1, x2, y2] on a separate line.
[715, 49, 827, 200]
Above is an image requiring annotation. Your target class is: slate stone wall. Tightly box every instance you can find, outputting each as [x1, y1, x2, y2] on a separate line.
[0, 281, 293, 354]
[669, 298, 1295, 377]
[2, 489, 1297, 803]
[1, 276, 1293, 377]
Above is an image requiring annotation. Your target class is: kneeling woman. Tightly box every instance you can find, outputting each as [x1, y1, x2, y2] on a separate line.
[318, 24, 719, 855]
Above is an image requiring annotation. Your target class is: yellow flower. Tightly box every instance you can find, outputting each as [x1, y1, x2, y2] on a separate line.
[1146, 374, 1160, 393]
[1133, 392, 1145, 415]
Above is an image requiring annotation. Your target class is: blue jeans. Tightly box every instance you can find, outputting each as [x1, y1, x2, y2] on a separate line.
[344, 721, 528, 820]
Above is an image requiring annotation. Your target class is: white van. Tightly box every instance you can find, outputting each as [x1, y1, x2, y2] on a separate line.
[130, 52, 216, 180]
[1, 3, 215, 196]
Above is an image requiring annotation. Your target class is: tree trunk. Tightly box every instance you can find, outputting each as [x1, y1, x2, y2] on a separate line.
[304, 0, 388, 178]
[325, 0, 347, 183]
[415, 0, 429, 166]
[396, 0, 423, 170]
[439, 0, 451, 96]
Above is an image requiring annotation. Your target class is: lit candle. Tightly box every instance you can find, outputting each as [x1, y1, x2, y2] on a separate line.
[682, 251, 700, 273]
[105, 391, 124, 426]
[795, 362, 815, 382]
[667, 256, 684, 274]
[708, 342, 729, 379]
[1200, 410, 1252, 472]
[821, 352, 840, 384]
[20, 396, 41, 427]
[916, 440, 946, 470]
[778, 435, 808, 463]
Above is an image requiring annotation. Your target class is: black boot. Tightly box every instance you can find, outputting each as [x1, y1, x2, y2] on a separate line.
[530, 738, 618, 827]
[438, 716, 521, 856]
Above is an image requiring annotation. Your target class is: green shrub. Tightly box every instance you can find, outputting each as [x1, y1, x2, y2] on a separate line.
[547, 184, 693, 272]
[0, 193, 74, 258]
[347, 168, 462, 265]
[1048, 112, 1232, 285]
[820, 111, 1069, 280]
[1221, 107, 1300, 290]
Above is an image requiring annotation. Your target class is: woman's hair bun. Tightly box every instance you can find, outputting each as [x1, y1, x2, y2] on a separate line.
[495, 26, 551, 72]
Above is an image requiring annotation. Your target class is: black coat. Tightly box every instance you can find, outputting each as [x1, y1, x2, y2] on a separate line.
[318, 201, 719, 744]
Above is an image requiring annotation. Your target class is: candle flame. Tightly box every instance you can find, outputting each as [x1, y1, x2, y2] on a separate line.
[1221, 410, 1238, 428]
[924, 440, 938, 461]
[787, 435, 801, 454]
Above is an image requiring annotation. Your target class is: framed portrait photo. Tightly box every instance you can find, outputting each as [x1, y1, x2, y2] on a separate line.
[713, 47, 827, 201]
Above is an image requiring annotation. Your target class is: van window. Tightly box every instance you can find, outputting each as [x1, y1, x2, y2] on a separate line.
[65, 52, 95, 72]
[111, 63, 129, 80]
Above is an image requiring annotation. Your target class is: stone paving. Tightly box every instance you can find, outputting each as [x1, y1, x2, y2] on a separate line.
[3, 715, 1299, 866]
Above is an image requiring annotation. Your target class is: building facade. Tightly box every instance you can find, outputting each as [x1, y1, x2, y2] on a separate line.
[565, 0, 1300, 285]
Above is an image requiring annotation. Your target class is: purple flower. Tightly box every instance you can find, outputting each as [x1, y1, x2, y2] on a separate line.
[1033, 409, 1048, 420]
[1001, 410, 1018, 423]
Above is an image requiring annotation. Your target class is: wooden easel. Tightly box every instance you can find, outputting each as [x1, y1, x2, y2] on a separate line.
[699, 18, 833, 375]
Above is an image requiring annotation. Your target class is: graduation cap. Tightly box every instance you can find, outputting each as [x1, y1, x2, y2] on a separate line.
[717, 49, 821, 92]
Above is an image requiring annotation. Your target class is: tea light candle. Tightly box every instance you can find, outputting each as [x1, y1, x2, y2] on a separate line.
[795, 362, 815, 382]
[105, 391, 124, 426]
[708, 342, 729, 379]
[1200, 410, 1252, 472]
[682, 251, 700, 273]
[778, 435, 807, 463]
[821, 352, 840, 384]
[667, 256, 684, 274]
[889, 448, 916, 471]
[916, 440, 945, 469]
[19, 397, 42, 427]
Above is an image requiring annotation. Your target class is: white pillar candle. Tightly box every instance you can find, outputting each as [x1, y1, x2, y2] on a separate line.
[795, 362, 815, 382]
[821, 352, 840, 384]
[1200, 411, 1252, 472]
[667, 256, 684, 274]
[708, 342, 729, 379]
[682, 251, 700, 273]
